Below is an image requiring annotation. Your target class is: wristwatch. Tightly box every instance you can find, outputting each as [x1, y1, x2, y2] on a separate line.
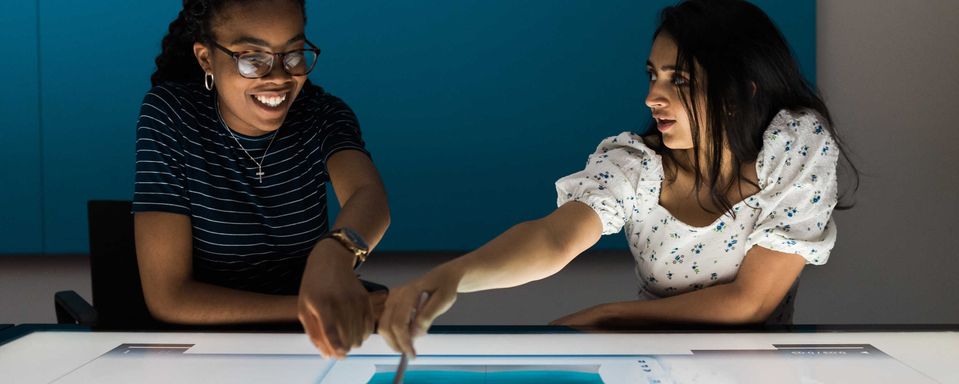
[322, 227, 370, 270]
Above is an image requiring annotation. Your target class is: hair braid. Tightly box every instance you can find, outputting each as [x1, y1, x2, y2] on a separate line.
[151, 0, 211, 86]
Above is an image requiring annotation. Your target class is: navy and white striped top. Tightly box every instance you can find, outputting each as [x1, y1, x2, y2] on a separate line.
[133, 81, 368, 294]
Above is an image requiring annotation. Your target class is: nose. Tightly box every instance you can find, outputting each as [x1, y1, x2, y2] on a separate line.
[645, 81, 668, 111]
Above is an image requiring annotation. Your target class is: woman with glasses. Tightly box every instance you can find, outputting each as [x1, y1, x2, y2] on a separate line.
[133, 0, 388, 358]
[378, 0, 859, 357]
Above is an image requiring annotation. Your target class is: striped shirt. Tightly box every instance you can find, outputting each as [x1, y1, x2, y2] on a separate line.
[133, 81, 368, 294]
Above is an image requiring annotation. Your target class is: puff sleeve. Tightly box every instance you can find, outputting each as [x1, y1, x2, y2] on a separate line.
[745, 110, 840, 265]
[555, 132, 663, 235]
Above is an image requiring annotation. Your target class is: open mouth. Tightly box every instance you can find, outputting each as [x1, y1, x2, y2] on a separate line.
[250, 92, 290, 111]
[655, 117, 676, 131]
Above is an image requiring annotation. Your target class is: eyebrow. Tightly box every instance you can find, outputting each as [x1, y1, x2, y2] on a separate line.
[229, 33, 306, 48]
[645, 60, 687, 72]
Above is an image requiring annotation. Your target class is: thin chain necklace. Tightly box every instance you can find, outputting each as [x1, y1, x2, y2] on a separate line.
[216, 99, 278, 183]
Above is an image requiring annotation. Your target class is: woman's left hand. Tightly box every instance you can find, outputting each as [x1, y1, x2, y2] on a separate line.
[549, 304, 612, 327]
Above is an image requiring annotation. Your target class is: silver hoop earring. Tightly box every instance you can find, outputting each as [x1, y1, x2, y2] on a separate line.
[204, 72, 214, 91]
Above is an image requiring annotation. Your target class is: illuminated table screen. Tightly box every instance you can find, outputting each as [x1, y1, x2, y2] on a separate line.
[1, 328, 956, 383]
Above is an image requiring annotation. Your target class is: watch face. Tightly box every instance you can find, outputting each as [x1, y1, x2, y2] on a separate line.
[342, 228, 369, 250]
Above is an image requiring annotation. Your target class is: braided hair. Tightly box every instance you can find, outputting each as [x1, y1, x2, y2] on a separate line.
[151, 0, 306, 87]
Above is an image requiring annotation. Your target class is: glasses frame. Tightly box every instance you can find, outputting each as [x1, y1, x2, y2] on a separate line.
[210, 39, 321, 79]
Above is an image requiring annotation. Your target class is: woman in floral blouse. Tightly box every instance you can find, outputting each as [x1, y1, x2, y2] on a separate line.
[378, 0, 859, 356]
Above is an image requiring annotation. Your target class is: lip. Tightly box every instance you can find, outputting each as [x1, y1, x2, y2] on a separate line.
[655, 117, 676, 132]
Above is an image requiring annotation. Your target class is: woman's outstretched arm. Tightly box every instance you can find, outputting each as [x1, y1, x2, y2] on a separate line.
[378, 201, 603, 356]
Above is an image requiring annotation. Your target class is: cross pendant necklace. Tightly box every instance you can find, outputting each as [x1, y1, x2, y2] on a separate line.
[216, 99, 278, 184]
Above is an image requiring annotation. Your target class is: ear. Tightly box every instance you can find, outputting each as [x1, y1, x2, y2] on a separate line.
[193, 42, 213, 73]
[750, 81, 758, 97]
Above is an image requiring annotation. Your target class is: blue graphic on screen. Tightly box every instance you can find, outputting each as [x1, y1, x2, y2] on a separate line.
[368, 364, 604, 384]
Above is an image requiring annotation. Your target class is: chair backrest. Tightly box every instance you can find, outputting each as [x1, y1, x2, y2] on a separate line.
[87, 200, 161, 330]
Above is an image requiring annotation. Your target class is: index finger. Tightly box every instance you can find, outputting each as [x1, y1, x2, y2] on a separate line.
[322, 317, 349, 359]
[377, 289, 408, 353]
[300, 311, 335, 358]
[412, 289, 454, 338]
[398, 292, 432, 357]
[386, 289, 427, 356]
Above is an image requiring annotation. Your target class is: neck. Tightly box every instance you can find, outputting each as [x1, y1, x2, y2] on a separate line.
[216, 96, 271, 137]
[672, 145, 739, 186]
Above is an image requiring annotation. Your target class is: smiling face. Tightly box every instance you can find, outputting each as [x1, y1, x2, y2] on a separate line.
[645, 33, 704, 150]
[193, 0, 308, 136]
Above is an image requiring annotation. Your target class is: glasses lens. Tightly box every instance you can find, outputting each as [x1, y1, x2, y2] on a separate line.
[284, 50, 317, 76]
[237, 52, 273, 78]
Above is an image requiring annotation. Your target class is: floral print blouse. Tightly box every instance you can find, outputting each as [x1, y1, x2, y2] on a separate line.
[556, 109, 839, 300]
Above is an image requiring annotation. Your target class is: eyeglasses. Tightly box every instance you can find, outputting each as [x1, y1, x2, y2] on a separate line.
[211, 40, 320, 78]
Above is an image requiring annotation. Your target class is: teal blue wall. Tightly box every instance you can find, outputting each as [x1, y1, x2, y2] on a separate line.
[1, 0, 815, 253]
[0, 1, 43, 253]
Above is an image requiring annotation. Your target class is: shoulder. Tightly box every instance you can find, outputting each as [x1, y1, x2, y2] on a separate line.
[293, 82, 355, 117]
[136, 82, 219, 154]
[144, 81, 209, 110]
[757, 109, 838, 179]
[761, 109, 836, 159]
[593, 131, 658, 159]
[589, 131, 664, 182]
[288, 84, 366, 155]
[140, 81, 211, 125]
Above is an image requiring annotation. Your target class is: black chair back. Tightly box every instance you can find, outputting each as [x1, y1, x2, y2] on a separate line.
[87, 200, 161, 330]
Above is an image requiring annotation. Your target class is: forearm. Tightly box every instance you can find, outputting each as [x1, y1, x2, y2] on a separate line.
[331, 184, 390, 250]
[443, 219, 576, 293]
[297, 173, 389, 357]
[302, 184, 390, 275]
[563, 246, 806, 327]
[136, 212, 300, 325]
[147, 280, 299, 324]
[596, 283, 766, 326]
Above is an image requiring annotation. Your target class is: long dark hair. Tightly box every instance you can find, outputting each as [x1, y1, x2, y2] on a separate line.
[648, 0, 859, 215]
[151, 0, 306, 87]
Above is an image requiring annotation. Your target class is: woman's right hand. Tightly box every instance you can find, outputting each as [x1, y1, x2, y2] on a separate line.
[378, 265, 462, 357]
[298, 241, 376, 359]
